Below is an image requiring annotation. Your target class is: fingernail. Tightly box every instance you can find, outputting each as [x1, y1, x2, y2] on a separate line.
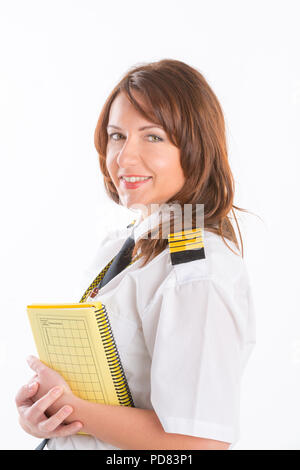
[51, 387, 63, 396]
[28, 382, 37, 390]
[63, 406, 73, 414]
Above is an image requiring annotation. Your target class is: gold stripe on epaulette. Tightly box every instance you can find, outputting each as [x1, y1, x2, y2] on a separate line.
[168, 229, 203, 252]
[167, 227, 205, 265]
[169, 241, 204, 253]
[168, 228, 203, 239]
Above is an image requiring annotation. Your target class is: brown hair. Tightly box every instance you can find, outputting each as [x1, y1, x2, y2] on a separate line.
[94, 59, 256, 268]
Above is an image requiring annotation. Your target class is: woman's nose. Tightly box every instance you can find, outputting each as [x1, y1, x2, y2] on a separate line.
[117, 136, 141, 167]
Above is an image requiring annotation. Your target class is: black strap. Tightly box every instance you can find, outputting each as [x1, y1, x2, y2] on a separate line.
[35, 438, 48, 450]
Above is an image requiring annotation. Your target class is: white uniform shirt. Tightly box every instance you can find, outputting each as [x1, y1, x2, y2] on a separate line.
[47, 210, 256, 450]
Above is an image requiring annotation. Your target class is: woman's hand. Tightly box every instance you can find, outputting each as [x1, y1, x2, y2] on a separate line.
[15, 382, 83, 438]
[26, 355, 72, 415]
[15, 355, 83, 438]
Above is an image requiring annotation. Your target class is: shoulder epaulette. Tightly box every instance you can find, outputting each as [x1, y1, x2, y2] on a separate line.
[168, 227, 205, 265]
[126, 219, 136, 229]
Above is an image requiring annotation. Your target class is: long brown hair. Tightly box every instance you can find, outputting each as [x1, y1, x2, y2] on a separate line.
[94, 59, 255, 268]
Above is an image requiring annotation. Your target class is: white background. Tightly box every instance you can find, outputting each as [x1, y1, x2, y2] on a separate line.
[0, 0, 299, 450]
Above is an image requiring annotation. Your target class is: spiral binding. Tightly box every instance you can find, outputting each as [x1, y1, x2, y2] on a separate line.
[94, 305, 134, 407]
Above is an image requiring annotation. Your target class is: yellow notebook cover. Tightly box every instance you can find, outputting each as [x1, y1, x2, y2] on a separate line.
[26, 301, 134, 414]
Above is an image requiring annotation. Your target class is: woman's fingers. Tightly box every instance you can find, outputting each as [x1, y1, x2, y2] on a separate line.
[17, 355, 83, 439]
[26, 386, 64, 422]
[41, 419, 83, 438]
[26, 355, 46, 374]
[17, 383, 83, 439]
[52, 420, 83, 437]
[15, 382, 39, 409]
[38, 405, 80, 435]
[28, 373, 39, 384]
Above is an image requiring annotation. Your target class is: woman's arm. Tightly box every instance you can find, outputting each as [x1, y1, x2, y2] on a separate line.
[24, 355, 230, 450]
[68, 394, 230, 450]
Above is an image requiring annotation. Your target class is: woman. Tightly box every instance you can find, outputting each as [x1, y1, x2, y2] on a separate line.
[15, 59, 256, 450]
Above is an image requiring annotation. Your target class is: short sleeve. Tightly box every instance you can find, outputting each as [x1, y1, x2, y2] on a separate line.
[149, 277, 255, 445]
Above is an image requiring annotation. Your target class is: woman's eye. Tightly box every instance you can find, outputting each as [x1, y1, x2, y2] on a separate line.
[148, 135, 163, 143]
[108, 133, 162, 143]
[108, 133, 123, 141]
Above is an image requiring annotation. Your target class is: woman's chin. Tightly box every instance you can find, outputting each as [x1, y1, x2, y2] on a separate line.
[121, 195, 153, 210]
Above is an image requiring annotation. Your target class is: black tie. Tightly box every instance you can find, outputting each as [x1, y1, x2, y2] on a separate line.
[98, 236, 135, 289]
[86, 235, 136, 300]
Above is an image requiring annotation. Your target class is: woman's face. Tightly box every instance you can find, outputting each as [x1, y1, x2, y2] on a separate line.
[106, 92, 185, 216]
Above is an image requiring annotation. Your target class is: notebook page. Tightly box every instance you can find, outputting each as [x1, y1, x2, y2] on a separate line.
[27, 305, 120, 406]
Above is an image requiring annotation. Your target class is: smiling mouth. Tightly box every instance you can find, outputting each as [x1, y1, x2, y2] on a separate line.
[120, 176, 153, 188]
[119, 176, 152, 182]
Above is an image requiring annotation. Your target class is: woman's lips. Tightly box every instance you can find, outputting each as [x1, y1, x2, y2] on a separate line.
[120, 177, 153, 189]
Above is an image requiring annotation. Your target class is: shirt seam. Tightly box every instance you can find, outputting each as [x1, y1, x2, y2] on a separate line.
[140, 275, 214, 320]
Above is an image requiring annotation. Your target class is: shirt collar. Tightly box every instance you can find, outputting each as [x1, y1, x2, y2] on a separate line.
[131, 203, 186, 243]
[131, 208, 162, 243]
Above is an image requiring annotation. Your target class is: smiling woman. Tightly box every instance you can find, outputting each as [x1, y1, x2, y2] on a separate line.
[16, 59, 256, 451]
[94, 59, 251, 267]
[105, 91, 186, 215]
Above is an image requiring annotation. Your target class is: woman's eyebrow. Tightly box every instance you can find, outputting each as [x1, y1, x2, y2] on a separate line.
[107, 124, 164, 131]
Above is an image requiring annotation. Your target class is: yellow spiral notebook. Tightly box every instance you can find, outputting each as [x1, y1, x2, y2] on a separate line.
[26, 301, 134, 413]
